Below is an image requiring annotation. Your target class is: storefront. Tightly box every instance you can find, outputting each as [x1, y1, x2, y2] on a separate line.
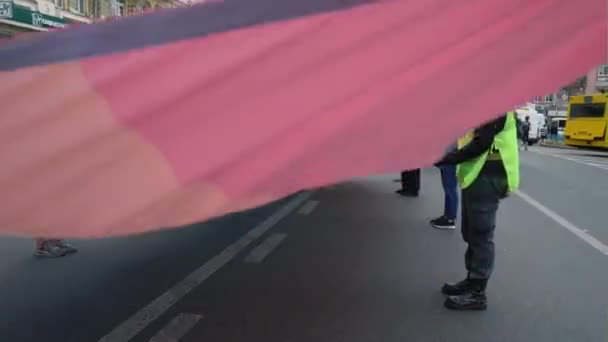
[0, 0, 66, 38]
[0, 25, 14, 39]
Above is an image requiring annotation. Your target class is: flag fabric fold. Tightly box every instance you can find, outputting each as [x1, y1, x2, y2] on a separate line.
[0, 0, 605, 238]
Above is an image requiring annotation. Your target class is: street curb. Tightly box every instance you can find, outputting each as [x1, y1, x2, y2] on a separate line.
[539, 142, 574, 150]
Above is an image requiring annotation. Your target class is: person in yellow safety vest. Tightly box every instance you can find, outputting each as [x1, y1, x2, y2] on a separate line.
[434, 111, 520, 311]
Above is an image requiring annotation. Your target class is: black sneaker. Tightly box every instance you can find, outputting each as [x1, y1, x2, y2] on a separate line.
[444, 290, 488, 311]
[430, 216, 455, 229]
[33, 240, 78, 258]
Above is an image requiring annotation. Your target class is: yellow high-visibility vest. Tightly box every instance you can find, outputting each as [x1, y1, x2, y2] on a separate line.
[456, 112, 520, 191]
[457, 131, 474, 149]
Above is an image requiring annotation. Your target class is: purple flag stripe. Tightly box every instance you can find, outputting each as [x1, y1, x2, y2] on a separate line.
[0, 0, 373, 71]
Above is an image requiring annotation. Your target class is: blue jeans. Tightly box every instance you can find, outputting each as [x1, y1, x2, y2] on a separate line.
[439, 164, 458, 220]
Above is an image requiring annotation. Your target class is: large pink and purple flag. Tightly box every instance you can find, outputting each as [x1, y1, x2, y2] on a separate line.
[0, 0, 605, 238]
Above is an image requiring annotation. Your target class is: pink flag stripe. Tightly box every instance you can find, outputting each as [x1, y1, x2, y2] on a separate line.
[0, 62, 278, 237]
[0, 0, 605, 238]
[87, 0, 605, 195]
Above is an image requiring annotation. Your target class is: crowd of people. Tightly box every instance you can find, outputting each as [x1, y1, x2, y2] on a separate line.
[396, 110, 520, 311]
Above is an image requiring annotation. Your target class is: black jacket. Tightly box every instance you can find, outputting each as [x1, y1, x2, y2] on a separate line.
[437, 114, 507, 165]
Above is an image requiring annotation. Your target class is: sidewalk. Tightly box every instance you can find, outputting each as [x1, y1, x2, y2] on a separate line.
[538, 140, 573, 149]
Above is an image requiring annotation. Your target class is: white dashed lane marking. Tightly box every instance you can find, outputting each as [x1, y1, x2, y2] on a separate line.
[534, 150, 608, 171]
[245, 233, 288, 263]
[148, 313, 203, 342]
[97, 191, 312, 342]
[298, 200, 319, 215]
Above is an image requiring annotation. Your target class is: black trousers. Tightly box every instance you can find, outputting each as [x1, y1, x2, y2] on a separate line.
[461, 167, 508, 279]
[400, 169, 420, 193]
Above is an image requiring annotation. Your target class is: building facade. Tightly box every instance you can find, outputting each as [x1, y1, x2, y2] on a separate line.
[96, 0, 188, 18]
[0, 0, 188, 39]
[0, 0, 92, 39]
[588, 64, 608, 93]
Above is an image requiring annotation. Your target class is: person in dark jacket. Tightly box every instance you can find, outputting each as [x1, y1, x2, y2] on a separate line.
[520, 116, 530, 150]
[550, 123, 558, 141]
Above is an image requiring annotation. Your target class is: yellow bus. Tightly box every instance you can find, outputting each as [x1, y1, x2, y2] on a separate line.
[564, 94, 608, 149]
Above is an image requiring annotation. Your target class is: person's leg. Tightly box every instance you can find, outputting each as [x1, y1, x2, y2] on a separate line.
[442, 165, 458, 220]
[396, 171, 409, 193]
[443, 172, 506, 310]
[442, 168, 449, 215]
[431, 165, 458, 229]
[433, 165, 451, 218]
[463, 175, 501, 280]
[396, 171, 407, 194]
[442, 189, 471, 294]
[411, 168, 421, 193]
[397, 169, 419, 197]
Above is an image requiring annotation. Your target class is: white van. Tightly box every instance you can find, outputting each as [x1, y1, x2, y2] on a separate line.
[514, 105, 545, 144]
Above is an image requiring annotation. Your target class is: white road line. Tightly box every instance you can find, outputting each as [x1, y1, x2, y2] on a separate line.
[298, 200, 319, 215]
[587, 163, 608, 170]
[534, 151, 608, 172]
[515, 190, 608, 256]
[148, 313, 203, 342]
[97, 191, 312, 342]
[562, 157, 608, 167]
[245, 233, 287, 263]
[575, 158, 608, 165]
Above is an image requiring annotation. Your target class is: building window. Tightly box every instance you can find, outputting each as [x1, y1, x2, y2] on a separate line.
[68, 0, 87, 14]
[598, 65, 608, 77]
[110, 0, 124, 16]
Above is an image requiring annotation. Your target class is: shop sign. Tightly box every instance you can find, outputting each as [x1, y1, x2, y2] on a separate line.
[0, 1, 66, 28]
[0, 0, 13, 19]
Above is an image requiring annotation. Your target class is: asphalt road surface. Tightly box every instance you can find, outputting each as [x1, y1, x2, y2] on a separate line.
[0, 145, 606, 342]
